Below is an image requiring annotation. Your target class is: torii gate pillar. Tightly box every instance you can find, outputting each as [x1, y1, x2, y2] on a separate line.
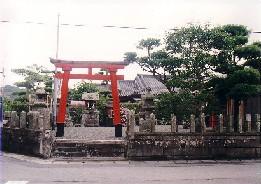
[110, 69, 122, 137]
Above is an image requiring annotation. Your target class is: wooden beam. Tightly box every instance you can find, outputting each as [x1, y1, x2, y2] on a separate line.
[55, 73, 124, 80]
[50, 58, 127, 69]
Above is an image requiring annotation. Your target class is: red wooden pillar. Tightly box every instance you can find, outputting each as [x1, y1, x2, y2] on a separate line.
[110, 69, 122, 137]
[56, 68, 71, 137]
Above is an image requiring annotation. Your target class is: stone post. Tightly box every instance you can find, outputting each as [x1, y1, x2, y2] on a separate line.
[238, 101, 244, 133]
[20, 111, 27, 128]
[38, 115, 44, 130]
[150, 113, 156, 133]
[41, 109, 51, 130]
[200, 113, 206, 133]
[4, 111, 11, 126]
[170, 114, 177, 133]
[190, 114, 195, 133]
[245, 114, 252, 133]
[10, 111, 19, 128]
[126, 110, 135, 138]
[228, 115, 234, 133]
[28, 111, 40, 130]
[218, 114, 224, 133]
[255, 114, 260, 133]
[128, 110, 135, 139]
[238, 115, 243, 133]
[139, 118, 147, 132]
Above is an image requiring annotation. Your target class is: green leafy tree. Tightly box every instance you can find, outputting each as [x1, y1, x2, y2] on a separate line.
[240, 42, 261, 76]
[155, 92, 196, 122]
[129, 24, 261, 120]
[123, 52, 138, 63]
[137, 38, 161, 57]
[12, 64, 51, 91]
[69, 81, 109, 125]
[164, 24, 219, 113]
[5, 64, 52, 112]
[136, 38, 161, 76]
[211, 24, 249, 74]
[225, 68, 260, 100]
[69, 82, 98, 100]
[164, 24, 255, 114]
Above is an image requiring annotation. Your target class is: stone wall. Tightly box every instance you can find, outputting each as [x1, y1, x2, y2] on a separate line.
[52, 139, 126, 157]
[126, 112, 261, 160]
[1, 127, 54, 158]
[127, 132, 261, 160]
[1, 110, 54, 158]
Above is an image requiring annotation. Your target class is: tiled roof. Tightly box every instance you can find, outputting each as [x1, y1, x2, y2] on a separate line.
[119, 74, 169, 97]
[95, 84, 111, 92]
[93, 75, 169, 97]
[136, 74, 169, 95]
[118, 80, 138, 97]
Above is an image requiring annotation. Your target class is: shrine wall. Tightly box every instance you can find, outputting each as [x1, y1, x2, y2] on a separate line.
[1, 110, 54, 158]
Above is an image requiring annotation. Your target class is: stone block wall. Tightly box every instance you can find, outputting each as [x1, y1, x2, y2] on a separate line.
[1, 110, 54, 158]
[127, 132, 261, 160]
[1, 127, 54, 158]
[52, 139, 126, 158]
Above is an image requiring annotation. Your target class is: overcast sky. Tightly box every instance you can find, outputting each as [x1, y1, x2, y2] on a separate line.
[1, 0, 261, 87]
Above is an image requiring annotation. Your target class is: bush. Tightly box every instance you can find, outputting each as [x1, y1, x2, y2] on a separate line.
[155, 92, 196, 123]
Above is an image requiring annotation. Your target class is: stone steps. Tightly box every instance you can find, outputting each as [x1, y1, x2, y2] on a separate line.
[52, 139, 127, 158]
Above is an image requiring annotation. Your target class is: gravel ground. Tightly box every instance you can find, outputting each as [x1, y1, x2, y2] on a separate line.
[63, 125, 190, 140]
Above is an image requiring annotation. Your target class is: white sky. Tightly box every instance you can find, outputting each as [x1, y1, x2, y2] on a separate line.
[0, 0, 261, 87]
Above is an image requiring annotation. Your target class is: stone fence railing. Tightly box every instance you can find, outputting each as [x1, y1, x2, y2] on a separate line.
[126, 111, 261, 138]
[126, 111, 261, 160]
[3, 109, 52, 130]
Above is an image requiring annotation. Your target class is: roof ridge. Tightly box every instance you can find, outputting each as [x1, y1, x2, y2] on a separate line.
[138, 74, 147, 89]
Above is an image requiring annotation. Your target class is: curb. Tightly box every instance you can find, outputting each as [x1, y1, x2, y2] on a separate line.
[2, 152, 261, 165]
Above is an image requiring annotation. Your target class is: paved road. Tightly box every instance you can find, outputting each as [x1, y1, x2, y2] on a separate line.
[1, 154, 261, 184]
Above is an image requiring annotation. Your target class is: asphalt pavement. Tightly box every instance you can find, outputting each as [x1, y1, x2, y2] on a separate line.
[1, 153, 261, 184]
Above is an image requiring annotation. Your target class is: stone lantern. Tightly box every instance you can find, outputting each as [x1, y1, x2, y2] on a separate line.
[139, 87, 155, 120]
[81, 92, 99, 127]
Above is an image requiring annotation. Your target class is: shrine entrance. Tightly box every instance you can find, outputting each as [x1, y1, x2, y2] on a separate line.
[50, 58, 127, 137]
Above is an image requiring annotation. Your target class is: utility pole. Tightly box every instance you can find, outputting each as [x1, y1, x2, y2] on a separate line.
[52, 14, 60, 130]
[0, 67, 4, 125]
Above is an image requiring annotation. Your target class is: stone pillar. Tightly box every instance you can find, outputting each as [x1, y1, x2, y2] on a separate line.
[238, 115, 243, 133]
[139, 118, 151, 132]
[28, 111, 40, 130]
[4, 111, 11, 127]
[127, 110, 135, 139]
[150, 113, 156, 133]
[10, 111, 19, 128]
[218, 114, 224, 133]
[38, 115, 44, 130]
[228, 115, 234, 133]
[20, 111, 27, 128]
[255, 114, 260, 133]
[190, 114, 195, 133]
[200, 113, 206, 133]
[81, 110, 99, 127]
[40, 108, 51, 130]
[245, 114, 251, 133]
[238, 101, 244, 133]
[170, 114, 177, 133]
[81, 113, 88, 127]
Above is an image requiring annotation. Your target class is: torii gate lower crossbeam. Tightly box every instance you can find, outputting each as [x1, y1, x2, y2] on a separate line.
[50, 58, 127, 137]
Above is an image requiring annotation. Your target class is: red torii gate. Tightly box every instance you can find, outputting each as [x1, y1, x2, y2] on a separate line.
[50, 58, 127, 137]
